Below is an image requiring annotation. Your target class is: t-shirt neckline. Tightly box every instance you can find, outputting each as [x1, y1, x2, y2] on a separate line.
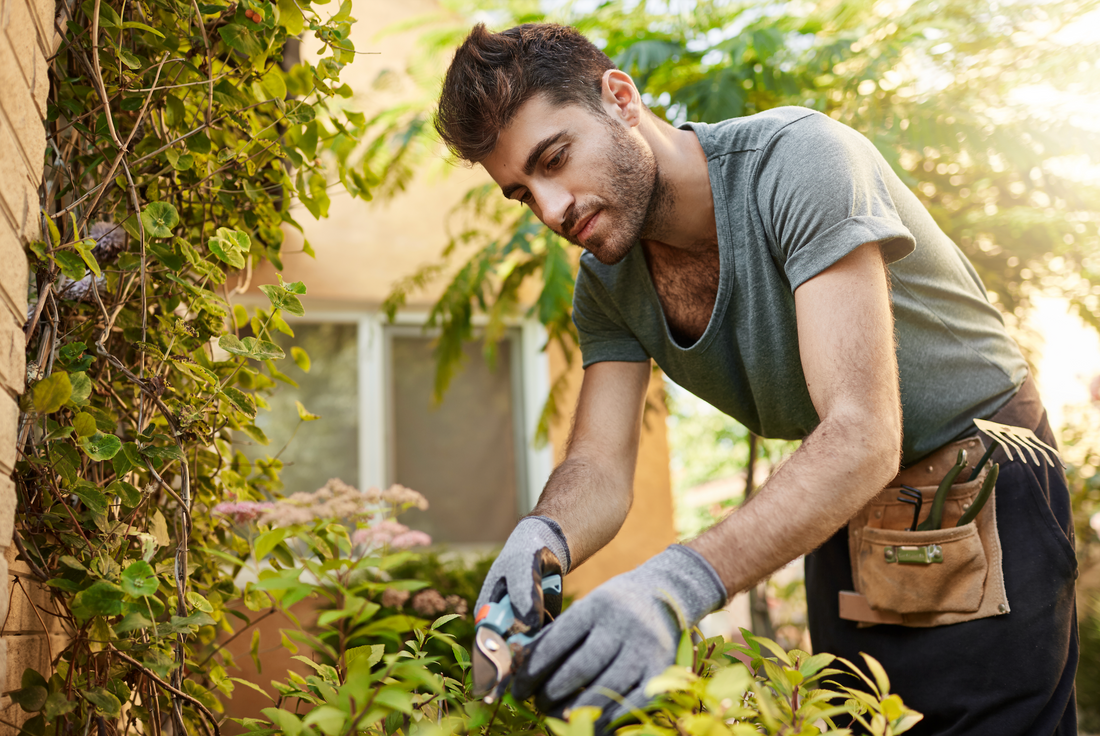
[630, 121, 733, 355]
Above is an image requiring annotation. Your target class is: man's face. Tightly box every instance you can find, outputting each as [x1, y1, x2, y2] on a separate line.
[481, 95, 658, 265]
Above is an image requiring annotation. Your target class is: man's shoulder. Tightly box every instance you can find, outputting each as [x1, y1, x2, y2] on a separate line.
[683, 106, 826, 158]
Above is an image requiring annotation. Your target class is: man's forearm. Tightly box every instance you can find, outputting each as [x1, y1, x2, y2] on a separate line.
[529, 360, 650, 570]
[688, 411, 900, 597]
[531, 454, 634, 569]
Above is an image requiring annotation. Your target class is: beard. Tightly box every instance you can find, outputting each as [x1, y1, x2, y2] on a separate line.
[559, 119, 670, 266]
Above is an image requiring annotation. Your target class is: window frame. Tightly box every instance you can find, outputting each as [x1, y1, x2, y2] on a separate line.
[275, 308, 553, 515]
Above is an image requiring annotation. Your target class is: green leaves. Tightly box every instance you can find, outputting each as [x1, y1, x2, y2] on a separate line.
[208, 227, 250, 268]
[121, 561, 159, 597]
[218, 23, 261, 56]
[165, 149, 194, 171]
[219, 334, 285, 360]
[139, 202, 179, 239]
[53, 251, 86, 280]
[71, 581, 125, 620]
[32, 372, 72, 413]
[81, 688, 121, 717]
[295, 400, 320, 421]
[73, 412, 97, 437]
[11, 670, 49, 713]
[72, 237, 102, 277]
[259, 283, 304, 316]
[79, 432, 122, 461]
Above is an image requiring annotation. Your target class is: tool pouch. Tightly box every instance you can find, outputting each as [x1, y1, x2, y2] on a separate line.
[843, 437, 1009, 627]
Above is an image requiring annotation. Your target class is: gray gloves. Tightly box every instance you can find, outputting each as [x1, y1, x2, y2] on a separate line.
[476, 516, 571, 632]
[512, 544, 727, 732]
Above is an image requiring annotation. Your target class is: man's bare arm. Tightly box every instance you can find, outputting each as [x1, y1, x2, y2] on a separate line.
[531, 359, 651, 567]
[688, 241, 902, 595]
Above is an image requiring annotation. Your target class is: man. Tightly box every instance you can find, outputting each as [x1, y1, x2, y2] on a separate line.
[435, 22, 1078, 735]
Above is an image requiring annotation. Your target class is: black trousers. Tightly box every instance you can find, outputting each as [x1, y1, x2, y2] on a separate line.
[806, 409, 1079, 736]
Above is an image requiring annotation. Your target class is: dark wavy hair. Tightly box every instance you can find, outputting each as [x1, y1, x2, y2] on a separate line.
[435, 23, 616, 163]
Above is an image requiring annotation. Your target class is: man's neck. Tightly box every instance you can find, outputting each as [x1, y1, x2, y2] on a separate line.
[637, 115, 717, 252]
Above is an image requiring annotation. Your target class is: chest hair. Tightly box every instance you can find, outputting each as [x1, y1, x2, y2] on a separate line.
[642, 242, 720, 347]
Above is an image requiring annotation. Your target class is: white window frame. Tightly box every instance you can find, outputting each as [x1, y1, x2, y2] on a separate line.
[282, 308, 553, 514]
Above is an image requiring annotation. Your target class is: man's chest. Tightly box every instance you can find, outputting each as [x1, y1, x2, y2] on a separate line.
[642, 243, 720, 346]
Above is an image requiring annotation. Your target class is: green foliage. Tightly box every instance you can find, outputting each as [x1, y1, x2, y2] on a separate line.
[204, 487, 920, 736]
[385, 0, 1100, 409]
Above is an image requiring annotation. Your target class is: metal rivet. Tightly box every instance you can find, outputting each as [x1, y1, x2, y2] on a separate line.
[962, 503, 971, 511]
[997, 603, 1009, 614]
[485, 639, 499, 651]
[927, 465, 935, 472]
[875, 511, 881, 518]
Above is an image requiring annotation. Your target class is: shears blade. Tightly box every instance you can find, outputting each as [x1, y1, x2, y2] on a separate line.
[472, 627, 512, 702]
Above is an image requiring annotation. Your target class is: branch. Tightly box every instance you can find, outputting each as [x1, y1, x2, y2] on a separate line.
[12, 530, 49, 582]
[112, 649, 221, 736]
[79, 52, 170, 232]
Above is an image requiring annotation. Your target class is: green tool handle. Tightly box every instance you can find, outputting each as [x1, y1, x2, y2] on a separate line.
[916, 449, 968, 531]
[956, 463, 999, 527]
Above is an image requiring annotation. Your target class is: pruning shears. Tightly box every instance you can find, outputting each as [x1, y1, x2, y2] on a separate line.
[471, 574, 562, 704]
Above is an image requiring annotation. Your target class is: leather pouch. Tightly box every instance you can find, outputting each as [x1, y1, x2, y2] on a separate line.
[844, 439, 1010, 627]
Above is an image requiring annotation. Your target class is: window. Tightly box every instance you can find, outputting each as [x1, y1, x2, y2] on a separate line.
[244, 313, 552, 547]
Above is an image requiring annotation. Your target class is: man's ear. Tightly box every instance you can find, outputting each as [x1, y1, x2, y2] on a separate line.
[601, 69, 642, 126]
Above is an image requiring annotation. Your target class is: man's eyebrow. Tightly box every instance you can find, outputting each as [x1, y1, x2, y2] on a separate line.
[523, 131, 568, 176]
[498, 130, 570, 200]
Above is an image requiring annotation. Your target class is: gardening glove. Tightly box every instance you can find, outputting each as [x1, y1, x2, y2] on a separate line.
[512, 544, 727, 733]
[475, 516, 570, 633]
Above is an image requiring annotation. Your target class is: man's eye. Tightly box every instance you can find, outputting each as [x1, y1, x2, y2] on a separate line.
[518, 191, 533, 206]
[547, 151, 565, 170]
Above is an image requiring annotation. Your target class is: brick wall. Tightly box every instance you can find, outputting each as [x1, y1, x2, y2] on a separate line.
[0, 0, 55, 724]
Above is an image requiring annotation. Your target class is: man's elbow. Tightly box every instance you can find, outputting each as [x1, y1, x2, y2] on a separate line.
[852, 410, 903, 490]
[823, 405, 902, 490]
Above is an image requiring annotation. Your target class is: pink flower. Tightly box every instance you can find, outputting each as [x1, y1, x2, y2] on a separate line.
[382, 588, 410, 608]
[391, 530, 432, 549]
[445, 595, 468, 616]
[381, 484, 429, 511]
[213, 501, 274, 524]
[352, 520, 409, 547]
[411, 589, 447, 616]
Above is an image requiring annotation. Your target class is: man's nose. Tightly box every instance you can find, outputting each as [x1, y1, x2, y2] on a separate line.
[532, 183, 573, 233]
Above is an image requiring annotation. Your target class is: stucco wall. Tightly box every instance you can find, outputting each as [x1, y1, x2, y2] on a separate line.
[0, 0, 54, 718]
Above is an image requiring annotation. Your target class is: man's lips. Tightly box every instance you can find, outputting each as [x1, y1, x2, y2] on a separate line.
[571, 210, 600, 245]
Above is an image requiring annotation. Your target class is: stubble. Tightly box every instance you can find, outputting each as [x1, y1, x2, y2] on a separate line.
[562, 118, 672, 266]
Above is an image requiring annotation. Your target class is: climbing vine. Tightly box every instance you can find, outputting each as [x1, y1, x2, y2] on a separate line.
[11, 0, 392, 728]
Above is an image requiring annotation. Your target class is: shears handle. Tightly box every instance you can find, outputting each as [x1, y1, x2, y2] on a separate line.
[475, 573, 562, 640]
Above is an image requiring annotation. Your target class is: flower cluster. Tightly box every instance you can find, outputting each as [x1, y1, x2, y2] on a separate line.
[381, 587, 468, 617]
[238, 479, 429, 528]
[381, 483, 429, 511]
[213, 501, 274, 524]
[351, 520, 431, 549]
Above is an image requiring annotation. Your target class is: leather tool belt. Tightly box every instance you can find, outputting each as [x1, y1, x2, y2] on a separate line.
[840, 376, 1046, 627]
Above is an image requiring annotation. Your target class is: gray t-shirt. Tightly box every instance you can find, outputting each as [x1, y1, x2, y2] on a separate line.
[572, 107, 1027, 464]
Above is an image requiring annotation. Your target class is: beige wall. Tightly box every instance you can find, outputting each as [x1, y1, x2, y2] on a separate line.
[251, 0, 677, 596]
[0, 0, 55, 719]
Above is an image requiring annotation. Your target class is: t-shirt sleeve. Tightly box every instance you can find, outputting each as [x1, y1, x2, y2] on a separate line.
[755, 113, 916, 291]
[572, 259, 651, 368]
